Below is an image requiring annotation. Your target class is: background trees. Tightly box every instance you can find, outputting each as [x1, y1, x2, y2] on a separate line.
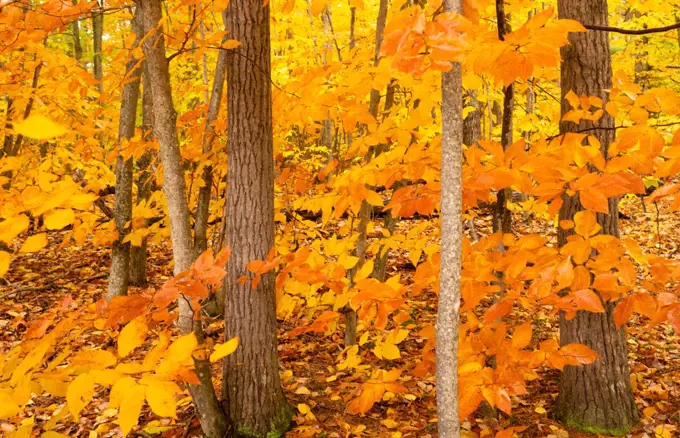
[2, 0, 680, 437]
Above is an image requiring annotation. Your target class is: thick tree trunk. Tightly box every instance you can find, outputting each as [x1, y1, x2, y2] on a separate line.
[221, 0, 292, 435]
[552, 0, 639, 434]
[108, 11, 143, 300]
[129, 63, 154, 286]
[137, 1, 228, 436]
[92, 4, 104, 94]
[436, 0, 463, 434]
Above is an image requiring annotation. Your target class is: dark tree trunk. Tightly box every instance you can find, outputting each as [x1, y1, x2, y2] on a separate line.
[108, 10, 143, 300]
[491, 0, 512, 235]
[552, 0, 639, 434]
[463, 90, 481, 146]
[222, 0, 292, 435]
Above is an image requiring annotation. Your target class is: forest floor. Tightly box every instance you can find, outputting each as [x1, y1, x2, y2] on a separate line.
[1, 193, 679, 438]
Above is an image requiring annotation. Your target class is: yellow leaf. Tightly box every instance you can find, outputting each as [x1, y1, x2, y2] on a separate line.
[534, 406, 547, 414]
[364, 190, 384, 207]
[19, 234, 48, 253]
[573, 210, 601, 238]
[44, 209, 75, 230]
[110, 376, 137, 409]
[13, 114, 68, 140]
[353, 259, 374, 282]
[297, 403, 310, 415]
[0, 251, 10, 277]
[71, 349, 118, 370]
[118, 317, 148, 358]
[67, 373, 95, 420]
[118, 383, 145, 436]
[7, 422, 33, 438]
[381, 343, 401, 360]
[166, 333, 197, 363]
[338, 253, 359, 270]
[0, 390, 21, 419]
[0, 214, 30, 243]
[209, 336, 239, 363]
[222, 39, 241, 49]
[145, 381, 177, 418]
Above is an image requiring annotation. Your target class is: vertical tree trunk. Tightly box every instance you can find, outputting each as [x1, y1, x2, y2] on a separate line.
[137, 1, 228, 436]
[492, 0, 513, 235]
[552, 0, 639, 434]
[129, 63, 153, 286]
[71, 0, 83, 61]
[92, 3, 104, 94]
[108, 10, 143, 300]
[194, 23, 228, 255]
[222, 0, 292, 435]
[344, 0, 390, 347]
[437, 0, 463, 434]
[463, 90, 481, 146]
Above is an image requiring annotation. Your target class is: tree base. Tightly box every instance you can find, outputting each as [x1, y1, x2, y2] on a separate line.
[234, 404, 293, 438]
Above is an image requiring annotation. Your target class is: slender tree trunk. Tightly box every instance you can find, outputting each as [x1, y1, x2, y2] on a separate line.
[222, 0, 292, 435]
[463, 90, 481, 146]
[92, 3, 104, 94]
[437, 0, 463, 433]
[137, 1, 228, 436]
[108, 11, 143, 300]
[552, 0, 639, 434]
[71, 0, 83, 61]
[194, 17, 228, 255]
[129, 63, 153, 286]
[344, 0, 390, 346]
[492, 0, 513, 235]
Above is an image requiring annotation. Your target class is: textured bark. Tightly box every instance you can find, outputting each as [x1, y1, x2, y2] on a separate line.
[436, 0, 463, 435]
[463, 90, 481, 146]
[552, 0, 639, 434]
[92, 5, 104, 94]
[221, 0, 292, 435]
[108, 11, 142, 300]
[129, 63, 154, 286]
[71, 0, 83, 61]
[194, 20, 228, 255]
[138, 1, 228, 436]
[491, 0, 513, 235]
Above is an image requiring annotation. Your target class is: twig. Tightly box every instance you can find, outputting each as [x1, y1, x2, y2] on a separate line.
[584, 22, 680, 36]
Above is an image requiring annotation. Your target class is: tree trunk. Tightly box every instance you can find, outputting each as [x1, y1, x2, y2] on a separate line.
[463, 90, 481, 146]
[552, 0, 639, 434]
[221, 0, 292, 435]
[129, 62, 154, 287]
[492, 1, 513, 235]
[108, 11, 143, 300]
[436, 0, 463, 434]
[92, 3, 104, 94]
[137, 1, 228, 436]
[194, 20, 228, 255]
[71, 0, 83, 61]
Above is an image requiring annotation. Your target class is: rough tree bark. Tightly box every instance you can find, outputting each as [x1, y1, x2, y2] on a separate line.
[137, 0, 228, 436]
[108, 10, 143, 300]
[436, 0, 463, 434]
[552, 0, 639, 434]
[221, 0, 292, 435]
[129, 62, 153, 286]
[463, 90, 481, 146]
[71, 0, 83, 61]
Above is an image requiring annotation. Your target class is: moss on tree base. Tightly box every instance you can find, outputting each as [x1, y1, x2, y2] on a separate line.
[561, 416, 633, 437]
[234, 404, 293, 438]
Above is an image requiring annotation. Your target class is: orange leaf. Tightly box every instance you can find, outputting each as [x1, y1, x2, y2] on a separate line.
[574, 210, 601, 238]
[613, 296, 634, 328]
[559, 343, 599, 366]
[511, 322, 532, 349]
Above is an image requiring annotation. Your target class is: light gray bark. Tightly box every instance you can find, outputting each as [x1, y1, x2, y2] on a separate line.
[137, 0, 228, 436]
[436, 0, 463, 435]
[108, 10, 143, 300]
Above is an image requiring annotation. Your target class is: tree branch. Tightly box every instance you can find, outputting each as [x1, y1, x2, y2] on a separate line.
[584, 22, 680, 35]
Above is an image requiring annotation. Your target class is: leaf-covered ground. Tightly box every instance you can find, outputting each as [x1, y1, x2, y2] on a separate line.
[1, 193, 679, 438]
